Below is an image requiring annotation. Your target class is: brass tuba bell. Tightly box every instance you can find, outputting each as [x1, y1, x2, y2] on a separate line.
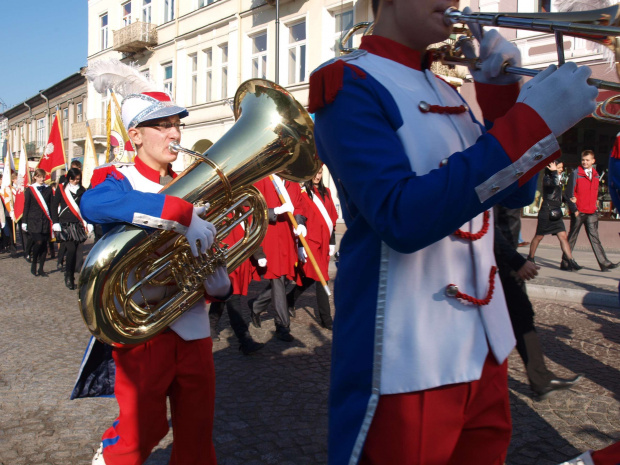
[78, 79, 320, 346]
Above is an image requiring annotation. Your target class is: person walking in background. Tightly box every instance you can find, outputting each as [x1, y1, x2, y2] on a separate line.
[22, 168, 53, 277]
[528, 161, 582, 270]
[561, 150, 618, 272]
[57, 159, 84, 271]
[51, 168, 90, 290]
[287, 166, 338, 330]
[495, 205, 581, 399]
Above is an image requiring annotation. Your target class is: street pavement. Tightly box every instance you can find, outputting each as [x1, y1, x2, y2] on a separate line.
[0, 238, 618, 465]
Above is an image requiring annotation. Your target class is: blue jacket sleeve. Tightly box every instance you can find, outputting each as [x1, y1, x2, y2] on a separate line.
[314, 68, 546, 254]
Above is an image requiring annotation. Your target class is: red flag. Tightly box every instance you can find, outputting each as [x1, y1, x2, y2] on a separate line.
[37, 111, 66, 181]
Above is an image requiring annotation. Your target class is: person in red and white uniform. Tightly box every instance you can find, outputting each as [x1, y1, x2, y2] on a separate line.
[308, 0, 598, 463]
[22, 168, 53, 277]
[287, 165, 338, 330]
[80, 89, 231, 465]
[249, 176, 307, 342]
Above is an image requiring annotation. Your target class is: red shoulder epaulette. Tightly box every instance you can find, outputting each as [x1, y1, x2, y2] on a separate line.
[90, 165, 125, 188]
[612, 133, 620, 159]
[308, 60, 366, 113]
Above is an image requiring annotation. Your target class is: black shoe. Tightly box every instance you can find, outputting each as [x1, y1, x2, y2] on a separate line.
[288, 306, 296, 319]
[321, 321, 333, 331]
[601, 262, 619, 271]
[568, 259, 583, 271]
[560, 261, 570, 271]
[31, 268, 37, 276]
[275, 327, 294, 342]
[534, 374, 582, 400]
[57, 262, 64, 272]
[65, 275, 75, 290]
[527, 256, 536, 264]
[38, 270, 48, 278]
[25, 255, 31, 263]
[248, 299, 261, 329]
[239, 338, 265, 355]
[211, 329, 220, 341]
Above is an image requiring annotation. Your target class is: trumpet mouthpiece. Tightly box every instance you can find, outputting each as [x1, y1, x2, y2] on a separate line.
[169, 141, 182, 153]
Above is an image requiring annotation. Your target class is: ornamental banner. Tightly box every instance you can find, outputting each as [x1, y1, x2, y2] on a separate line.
[38, 110, 67, 181]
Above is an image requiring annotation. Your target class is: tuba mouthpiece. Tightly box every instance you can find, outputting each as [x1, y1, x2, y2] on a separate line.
[169, 141, 182, 153]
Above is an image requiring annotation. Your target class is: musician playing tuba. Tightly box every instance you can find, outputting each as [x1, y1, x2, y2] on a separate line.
[78, 88, 230, 465]
[307, 0, 598, 464]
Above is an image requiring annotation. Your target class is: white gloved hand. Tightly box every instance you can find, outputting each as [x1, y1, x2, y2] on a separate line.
[257, 258, 267, 267]
[329, 244, 336, 256]
[184, 205, 217, 257]
[203, 266, 231, 298]
[9, 212, 14, 221]
[460, 26, 521, 85]
[87, 224, 94, 234]
[21, 223, 27, 232]
[52, 223, 62, 232]
[298, 246, 307, 263]
[274, 203, 294, 215]
[294, 224, 307, 237]
[517, 63, 597, 137]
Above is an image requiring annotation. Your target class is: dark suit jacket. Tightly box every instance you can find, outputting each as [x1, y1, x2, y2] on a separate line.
[23, 186, 53, 234]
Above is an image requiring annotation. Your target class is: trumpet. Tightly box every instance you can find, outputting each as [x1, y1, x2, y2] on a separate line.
[340, 6, 620, 118]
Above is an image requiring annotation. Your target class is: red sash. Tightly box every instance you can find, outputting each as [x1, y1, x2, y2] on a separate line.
[59, 185, 87, 232]
[29, 185, 53, 236]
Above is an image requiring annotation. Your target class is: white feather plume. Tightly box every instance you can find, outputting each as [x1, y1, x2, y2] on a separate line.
[554, 0, 611, 11]
[85, 59, 158, 97]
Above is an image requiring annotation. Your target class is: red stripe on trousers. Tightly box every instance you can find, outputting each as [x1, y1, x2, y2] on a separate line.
[360, 352, 511, 465]
[102, 332, 216, 465]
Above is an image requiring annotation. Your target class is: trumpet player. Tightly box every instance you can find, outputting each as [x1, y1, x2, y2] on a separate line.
[308, 0, 598, 463]
[80, 91, 231, 465]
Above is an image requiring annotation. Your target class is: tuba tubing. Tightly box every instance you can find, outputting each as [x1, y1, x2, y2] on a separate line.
[78, 79, 320, 347]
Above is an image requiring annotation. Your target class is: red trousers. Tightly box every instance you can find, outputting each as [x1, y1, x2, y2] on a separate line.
[592, 442, 620, 465]
[361, 353, 511, 465]
[102, 331, 217, 465]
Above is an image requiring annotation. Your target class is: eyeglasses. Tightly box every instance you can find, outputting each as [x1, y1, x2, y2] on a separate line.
[140, 121, 185, 131]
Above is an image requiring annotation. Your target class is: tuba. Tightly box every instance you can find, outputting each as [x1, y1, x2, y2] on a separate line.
[79, 79, 320, 347]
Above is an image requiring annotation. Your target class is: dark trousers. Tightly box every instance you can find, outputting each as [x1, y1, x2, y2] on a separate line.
[252, 276, 290, 330]
[30, 233, 49, 273]
[287, 276, 333, 326]
[57, 242, 67, 266]
[562, 212, 611, 269]
[209, 295, 251, 341]
[63, 241, 79, 277]
[499, 266, 553, 392]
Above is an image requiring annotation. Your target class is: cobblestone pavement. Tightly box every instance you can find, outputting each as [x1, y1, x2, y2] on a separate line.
[0, 247, 618, 465]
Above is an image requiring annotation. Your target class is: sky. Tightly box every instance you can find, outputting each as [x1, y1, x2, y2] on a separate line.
[0, 0, 88, 111]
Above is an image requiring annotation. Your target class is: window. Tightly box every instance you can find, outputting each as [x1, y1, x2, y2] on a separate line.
[539, 0, 552, 12]
[36, 118, 46, 148]
[122, 1, 132, 26]
[100, 13, 109, 50]
[334, 9, 353, 56]
[198, 0, 216, 6]
[76, 102, 83, 123]
[163, 63, 173, 96]
[164, 0, 175, 22]
[204, 48, 213, 102]
[142, 0, 152, 23]
[189, 53, 198, 105]
[288, 21, 307, 84]
[63, 108, 69, 139]
[220, 44, 228, 98]
[252, 33, 268, 79]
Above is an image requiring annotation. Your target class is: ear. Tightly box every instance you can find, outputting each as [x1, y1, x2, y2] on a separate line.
[128, 127, 142, 146]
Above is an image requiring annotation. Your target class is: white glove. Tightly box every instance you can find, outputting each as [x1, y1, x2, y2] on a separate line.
[517, 63, 597, 137]
[21, 223, 27, 232]
[294, 224, 307, 237]
[329, 244, 336, 256]
[9, 212, 14, 221]
[274, 203, 294, 215]
[184, 205, 216, 257]
[52, 223, 62, 232]
[460, 26, 521, 85]
[87, 224, 94, 234]
[298, 246, 307, 263]
[203, 266, 231, 298]
[257, 258, 267, 267]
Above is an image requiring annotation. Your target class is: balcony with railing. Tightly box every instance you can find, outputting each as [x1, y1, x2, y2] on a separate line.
[113, 21, 158, 54]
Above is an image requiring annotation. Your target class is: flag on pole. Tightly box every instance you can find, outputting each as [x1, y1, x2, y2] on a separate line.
[106, 92, 134, 163]
[82, 122, 99, 188]
[37, 110, 67, 181]
[1, 143, 15, 221]
[13, 139, 30, 221]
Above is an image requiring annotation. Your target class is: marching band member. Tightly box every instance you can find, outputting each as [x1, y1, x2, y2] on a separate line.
[79, 89, 230, 465]
[51, 168, 90, 290]
[22, 168, 53, 277]
[308, 0, 597, 463]
[249, 175, 307, 342]
[287, 165, 338, 329]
